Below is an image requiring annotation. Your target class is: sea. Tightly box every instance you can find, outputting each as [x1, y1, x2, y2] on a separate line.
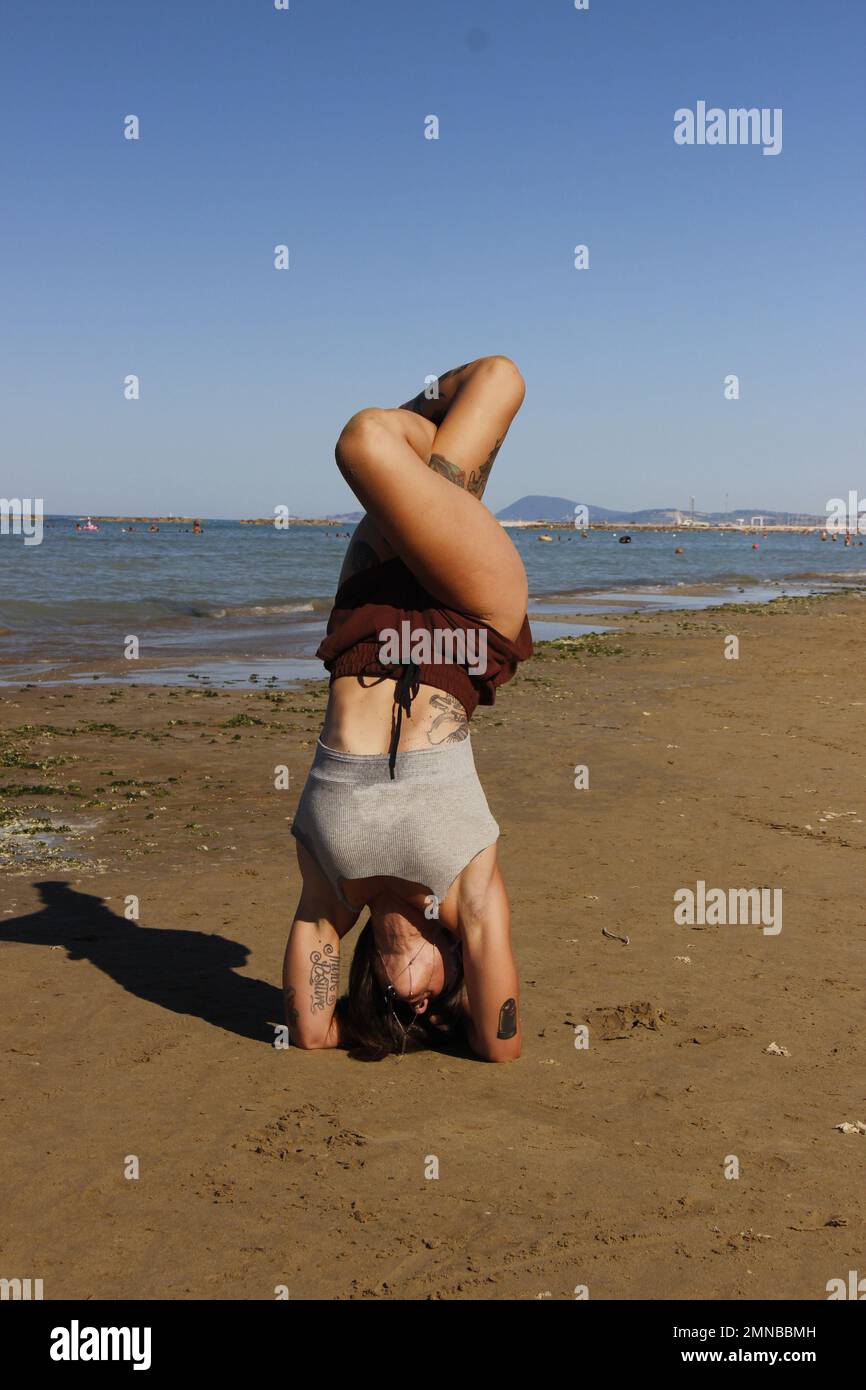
[1, 518, 863, 687]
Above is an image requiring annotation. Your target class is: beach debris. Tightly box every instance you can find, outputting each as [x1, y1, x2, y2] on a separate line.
[601, 927, 630, 945]
[674, 955, 691, 963]
[764, 1042, 790, 1056]
[834, 1121, 866, 1136]
[789, 1216, 849, 1231]
[589, 1001, 668, 1040]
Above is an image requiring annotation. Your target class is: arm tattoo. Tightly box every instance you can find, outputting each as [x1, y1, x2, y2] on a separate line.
[427, 692, 469, 745]
[467, 439, 502, 499]
[497, 998, 518, 1039]
[309, 942, 339, 1012]
[428, 453, 466, 488]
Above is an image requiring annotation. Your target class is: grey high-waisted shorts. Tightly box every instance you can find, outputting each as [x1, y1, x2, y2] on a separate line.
[291, 736, 500, 910]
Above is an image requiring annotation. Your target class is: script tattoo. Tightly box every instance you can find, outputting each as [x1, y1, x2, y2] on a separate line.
[428, 453, 466, 489]
[427, 692, 469, 745]
[497, 997, 518, 1040]
[309, 943, 340, 1013]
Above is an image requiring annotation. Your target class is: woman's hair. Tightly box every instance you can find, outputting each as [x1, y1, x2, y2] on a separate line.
[335, 917, 467, 1061]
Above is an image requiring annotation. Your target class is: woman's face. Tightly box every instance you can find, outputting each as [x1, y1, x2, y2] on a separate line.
[370, 896, 457, 1014]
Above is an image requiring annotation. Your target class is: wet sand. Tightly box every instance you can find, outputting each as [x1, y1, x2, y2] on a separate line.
[1, 590, 864, 1300]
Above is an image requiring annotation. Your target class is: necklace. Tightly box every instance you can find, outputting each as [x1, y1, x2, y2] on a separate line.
[377, 939, 432, 1056]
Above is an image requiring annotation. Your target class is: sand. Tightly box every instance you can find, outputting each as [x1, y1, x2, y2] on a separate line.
[1, 590, 864, 1300]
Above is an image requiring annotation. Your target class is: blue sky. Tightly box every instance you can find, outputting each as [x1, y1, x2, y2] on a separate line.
[2, 0, 863, 518]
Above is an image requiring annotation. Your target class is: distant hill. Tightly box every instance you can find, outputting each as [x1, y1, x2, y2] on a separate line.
[495, 495, 823, 525]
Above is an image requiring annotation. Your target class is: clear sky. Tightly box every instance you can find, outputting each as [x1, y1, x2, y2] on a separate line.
[2, 0, 863, 518]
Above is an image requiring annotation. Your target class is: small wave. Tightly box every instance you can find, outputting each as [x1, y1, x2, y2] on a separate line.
[0, 595, 327, 630]
[212, 602, 317, 619]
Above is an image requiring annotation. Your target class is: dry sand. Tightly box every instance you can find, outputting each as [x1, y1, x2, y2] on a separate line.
[1, 591, 864, 1300]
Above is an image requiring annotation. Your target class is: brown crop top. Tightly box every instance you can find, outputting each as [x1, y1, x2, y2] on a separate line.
[316, 557, 533, 776]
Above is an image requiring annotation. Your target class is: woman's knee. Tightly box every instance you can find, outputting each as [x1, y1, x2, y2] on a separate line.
[474, 355, 525, 407]
[335, 406, 433, 482]
[336, 407, 390, 455]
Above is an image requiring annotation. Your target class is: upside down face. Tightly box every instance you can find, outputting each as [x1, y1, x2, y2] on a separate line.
[368, 890, 460, 1014]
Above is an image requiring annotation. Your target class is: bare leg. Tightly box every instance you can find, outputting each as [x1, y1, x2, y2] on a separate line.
[400, 358, 519, 501]
[334, 357, 528, 637]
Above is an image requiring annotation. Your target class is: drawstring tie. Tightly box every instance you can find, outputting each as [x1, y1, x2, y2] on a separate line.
[388, 660, 420, 779]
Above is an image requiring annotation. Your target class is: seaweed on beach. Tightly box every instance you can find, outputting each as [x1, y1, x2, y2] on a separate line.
[535, 633, 626, 660]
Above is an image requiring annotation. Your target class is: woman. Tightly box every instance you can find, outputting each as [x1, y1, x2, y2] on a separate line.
[283, 356, 532, 1061]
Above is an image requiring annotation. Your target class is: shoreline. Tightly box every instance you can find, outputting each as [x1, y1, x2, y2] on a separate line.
[39, 515, 848, 535]
[2, 573, 864, 688]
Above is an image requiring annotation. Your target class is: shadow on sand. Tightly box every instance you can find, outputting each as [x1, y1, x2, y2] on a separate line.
[1, 880, 284, 1044]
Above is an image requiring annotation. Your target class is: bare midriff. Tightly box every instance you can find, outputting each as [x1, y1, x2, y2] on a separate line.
[320, 675, 470, 755]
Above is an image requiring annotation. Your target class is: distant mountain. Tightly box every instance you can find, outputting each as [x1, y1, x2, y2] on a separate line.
[496, 495, 683, 522]
[495, 495, 823, 525]
[323, 510, 364, 522]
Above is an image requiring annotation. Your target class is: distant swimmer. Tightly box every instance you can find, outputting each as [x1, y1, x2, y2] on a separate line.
[192, 520, 203, 534]
[618, 535, 632, 544]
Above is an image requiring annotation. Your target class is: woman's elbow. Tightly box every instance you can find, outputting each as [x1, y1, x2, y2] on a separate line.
[472, 1036, 522, 1064]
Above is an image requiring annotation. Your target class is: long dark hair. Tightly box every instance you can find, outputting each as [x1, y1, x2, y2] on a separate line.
[335, 918, 467, 1061]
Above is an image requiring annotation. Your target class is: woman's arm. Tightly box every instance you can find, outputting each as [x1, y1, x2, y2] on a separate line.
[457, 858, 522, 1063]
[283, 843, 358, 1048]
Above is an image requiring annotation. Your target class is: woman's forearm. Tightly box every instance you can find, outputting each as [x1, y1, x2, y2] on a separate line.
[459, 867, 522, 1062]
[283, 917, 342, 1049]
